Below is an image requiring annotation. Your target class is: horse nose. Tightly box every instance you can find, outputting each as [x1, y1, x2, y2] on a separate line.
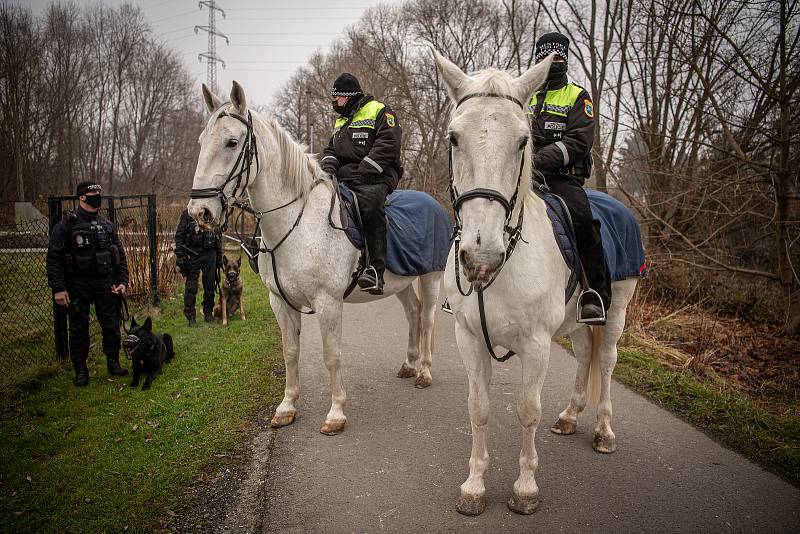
[460, 248, 495, 283]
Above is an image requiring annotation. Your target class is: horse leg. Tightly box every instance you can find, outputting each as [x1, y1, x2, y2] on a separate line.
[395, 284, 421, 382]
[270, 294, 302, 428]
[551, 325, 592, 436]
[455, 321, 492, 516]
[316, 297, 347, 435]
[414, 273, 441, 389]
[509, 335, 550, 515]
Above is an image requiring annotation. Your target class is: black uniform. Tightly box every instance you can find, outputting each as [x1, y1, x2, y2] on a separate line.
[321, 94, 403, 281]
[530, 77, 612, 313]
[46, 207, 129, 370]
[174, 209, 222, 321]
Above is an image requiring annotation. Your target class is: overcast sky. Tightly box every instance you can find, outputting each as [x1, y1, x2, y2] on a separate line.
[25, 0, 403, 107]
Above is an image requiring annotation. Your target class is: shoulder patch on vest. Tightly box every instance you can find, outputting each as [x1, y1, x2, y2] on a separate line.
[386, 113, 396, 127]
[583, 99, 594, 118]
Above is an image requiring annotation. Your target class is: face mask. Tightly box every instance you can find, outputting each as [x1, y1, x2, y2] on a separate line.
[547, 62, 568, 81]
[332, 102, 347, 114]
[84, 194, 102, 209]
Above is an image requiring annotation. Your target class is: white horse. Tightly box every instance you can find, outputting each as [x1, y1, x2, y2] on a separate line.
[432, 50, 640, 515]
[188, 82, 443, 435]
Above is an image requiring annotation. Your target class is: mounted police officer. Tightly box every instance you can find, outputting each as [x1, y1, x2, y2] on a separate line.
[320, 73, 403, 296]
[46, 181, 129, 386]
[174, 208, 222, 326]
[528, 32, 612, 324]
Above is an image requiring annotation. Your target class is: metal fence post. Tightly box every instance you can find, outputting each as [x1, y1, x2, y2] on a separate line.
[48, 197, 69, 362]
[148, 194, 159, 306]
[106, 195, 116, 226]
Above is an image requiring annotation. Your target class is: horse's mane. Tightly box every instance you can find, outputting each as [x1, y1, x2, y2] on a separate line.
[250, 112, 323, 200]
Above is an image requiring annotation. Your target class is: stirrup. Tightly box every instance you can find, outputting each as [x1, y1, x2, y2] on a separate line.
[357, 265, 380, 291]
[441, 298, 453, 315]
[576, 288, 606, 324]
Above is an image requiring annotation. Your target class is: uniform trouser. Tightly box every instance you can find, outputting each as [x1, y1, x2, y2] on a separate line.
[184, 251, 217, 319]
[66, 277, 121, 364]
[545, 174, 612, 310]
[348, 181, 391, 278]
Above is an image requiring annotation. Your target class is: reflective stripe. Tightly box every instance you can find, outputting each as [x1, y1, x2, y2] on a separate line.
[555, 141, 569, 166]
[527, 83, 584, 115]
[321, 155, 338, 163]
[363, 156, 382, 173]
[332, 100, 386, 134]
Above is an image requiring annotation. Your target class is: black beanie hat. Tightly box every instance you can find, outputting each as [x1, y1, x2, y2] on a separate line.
[330, 73, 363, 97]
[535, 32, 570, 64]
[76, 181, 102, 197]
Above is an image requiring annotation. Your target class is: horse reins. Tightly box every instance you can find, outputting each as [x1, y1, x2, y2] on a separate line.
[448, 92, 531, 362]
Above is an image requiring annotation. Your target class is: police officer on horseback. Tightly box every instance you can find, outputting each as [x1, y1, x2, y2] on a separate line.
[320, 73, 403, 296]
[528, 32, 612, 324]
[46, 181, 129, 386]
[174, 208, 222, 326]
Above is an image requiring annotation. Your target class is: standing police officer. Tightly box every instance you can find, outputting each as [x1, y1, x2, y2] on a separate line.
[320, 73, 403, 295]
[47, 181, 129, 386]
[174, 208, 222, 326]
[528, 32, 612, 324]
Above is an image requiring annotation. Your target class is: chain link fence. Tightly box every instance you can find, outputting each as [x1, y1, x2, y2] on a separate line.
[0, 196, 182, 389]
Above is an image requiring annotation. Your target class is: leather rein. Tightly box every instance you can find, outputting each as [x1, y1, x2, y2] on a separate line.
[448, 92, 531, 362]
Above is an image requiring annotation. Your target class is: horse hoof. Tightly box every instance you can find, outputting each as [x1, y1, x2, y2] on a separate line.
[456, 494, 486, 516]
[271, 412, 297, 428]
[550, 418, 576, 435]
[414, 375, 432, 389]
[397, 365, 416, 379]
[593, 432, 616, 453]
[508, 492, 540, 515]
[320, 419, 346, 436]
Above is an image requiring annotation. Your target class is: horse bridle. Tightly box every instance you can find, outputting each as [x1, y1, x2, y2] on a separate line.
[190, 106, 260, 229]
[448, 92, 531, 362]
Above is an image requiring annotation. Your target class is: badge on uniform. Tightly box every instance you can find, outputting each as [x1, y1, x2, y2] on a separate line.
[583, 99, 594, 118]
[386, 113, 396, 127]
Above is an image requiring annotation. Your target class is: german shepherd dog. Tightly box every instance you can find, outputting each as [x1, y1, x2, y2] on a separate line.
[214, 255, 245, 325]
[123, 317, 175, 390]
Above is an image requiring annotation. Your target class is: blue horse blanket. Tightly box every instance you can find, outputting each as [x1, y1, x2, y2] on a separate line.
[537, 188, 647, 286]
[339, 185, 452, 276]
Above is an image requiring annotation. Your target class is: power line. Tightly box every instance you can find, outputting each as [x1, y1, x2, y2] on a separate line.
[226, 32, 342, 36]
[150, 9, 197, 24]
[225, 7, 372, 10]
[225, 17, 358, 21]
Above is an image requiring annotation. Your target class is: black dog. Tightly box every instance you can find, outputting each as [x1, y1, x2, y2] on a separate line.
[123, 317, 175, 390]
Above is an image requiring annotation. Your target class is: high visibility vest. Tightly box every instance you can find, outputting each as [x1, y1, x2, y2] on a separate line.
[333, 100, 386, 134]
[527, 83, 584, 117]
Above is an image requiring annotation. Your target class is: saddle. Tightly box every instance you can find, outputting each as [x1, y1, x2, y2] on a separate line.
[336, 183, 452, 277]
[533, 183, 648, 303]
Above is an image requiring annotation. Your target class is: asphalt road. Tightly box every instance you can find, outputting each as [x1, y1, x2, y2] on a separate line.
[260, 297, 799, 533]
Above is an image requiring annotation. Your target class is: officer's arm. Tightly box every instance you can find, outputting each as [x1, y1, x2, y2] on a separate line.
[320, 135, 340, 176]
[358, 107, 401, 181]
[533, 92, 595, 173]
[174, 211, 189, 257]
[112, 227, 129, 287]
[46, 222, 68, 294]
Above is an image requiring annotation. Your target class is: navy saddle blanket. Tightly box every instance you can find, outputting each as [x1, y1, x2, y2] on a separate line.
[339, 185, 452, 276]
[537, 188, 647, 283]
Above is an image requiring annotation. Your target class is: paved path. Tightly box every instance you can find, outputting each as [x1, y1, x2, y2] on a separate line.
[262, 298, 799, 533]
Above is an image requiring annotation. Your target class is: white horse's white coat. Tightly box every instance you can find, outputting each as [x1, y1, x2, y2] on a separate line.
[188, 82, 442, 435]
[432, 51, 639, 515]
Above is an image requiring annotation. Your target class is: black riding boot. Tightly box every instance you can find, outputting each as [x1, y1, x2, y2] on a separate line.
[578, 220, 612, 325]
[73, 359, 89, 387]
[106, 352, 129, 376]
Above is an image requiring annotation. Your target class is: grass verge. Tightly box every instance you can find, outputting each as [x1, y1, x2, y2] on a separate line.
[0, 262, 285, 532]
[615, 336, 800, 486]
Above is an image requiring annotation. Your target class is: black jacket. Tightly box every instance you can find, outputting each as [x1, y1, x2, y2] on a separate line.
[530, 81, 595, 182]
[174, 209, 222, 260]
[46, 207, 129, 293]
[321, 95, 403, 190]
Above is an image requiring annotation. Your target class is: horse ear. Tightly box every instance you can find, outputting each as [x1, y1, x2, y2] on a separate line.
[512, 55, 554, 109]
[202, 83, 224, 114]
[230, 80, 247, 116]
[430, 47, 471, 103]
[143, 317, 152, 332]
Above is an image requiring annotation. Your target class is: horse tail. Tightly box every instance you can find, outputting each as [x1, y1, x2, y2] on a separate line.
[586, 326, 604, 410]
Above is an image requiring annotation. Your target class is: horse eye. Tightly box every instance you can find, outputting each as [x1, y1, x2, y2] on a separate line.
[449, 133, 458, 147]
[519, 137, 528, 151]
[226, 138, 239, 148]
